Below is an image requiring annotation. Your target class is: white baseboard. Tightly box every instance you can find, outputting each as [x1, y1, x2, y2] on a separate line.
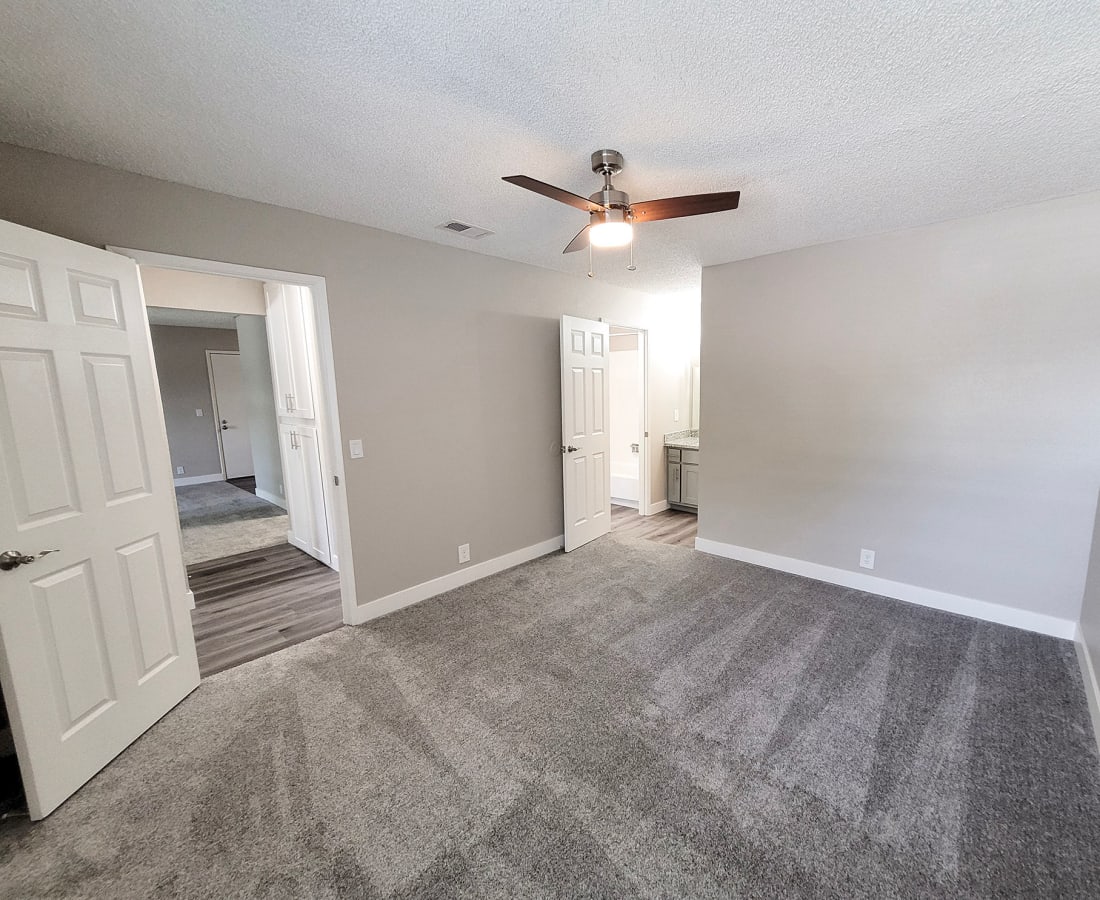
[611, 498, 639, 510]
[1075, 626, 1100, 754]
[645, 499, 670, 516]
[173, 473, 223, 486]
[185, 589, 195, 610]
[255, 488, 287, 509]
[350, 535, 564, 626]
[694, 537, 1076, 639]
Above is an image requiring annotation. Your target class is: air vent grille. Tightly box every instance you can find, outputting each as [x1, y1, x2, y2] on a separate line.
[436, 220, 493, 239]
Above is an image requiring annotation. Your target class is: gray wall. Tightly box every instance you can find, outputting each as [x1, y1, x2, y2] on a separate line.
[149, 325, 241, 478]
[236, 314, 284, 506]
[1080, 495, 1100, 680]
[0, 143, 694, 605]
[699, 191, 1100, 624]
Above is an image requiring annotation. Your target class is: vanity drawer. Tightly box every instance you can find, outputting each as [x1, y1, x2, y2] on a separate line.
[667, 447, 681, 462]
[681, 449, 700, 464]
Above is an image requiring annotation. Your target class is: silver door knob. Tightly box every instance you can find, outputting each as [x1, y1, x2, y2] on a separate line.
[221, 420, 229, 430]
[561, 445, 580, 453]
[0, 549, 59, 571]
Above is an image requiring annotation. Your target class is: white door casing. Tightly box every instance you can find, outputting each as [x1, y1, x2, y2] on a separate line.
[207, 351, 254, 480]
[0, 219, 200, 820]
[561, 315, 612, 552]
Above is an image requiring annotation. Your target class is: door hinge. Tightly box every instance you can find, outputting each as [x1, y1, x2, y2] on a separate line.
[334, 475, 340, 486]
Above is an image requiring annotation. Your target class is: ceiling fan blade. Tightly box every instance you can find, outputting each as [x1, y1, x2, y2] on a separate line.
[630, 191, 740, 222]
[503, 175, 607, 213]
[563, 225, 590, 254]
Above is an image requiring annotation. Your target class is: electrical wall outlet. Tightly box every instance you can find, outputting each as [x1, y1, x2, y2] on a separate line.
[175, 466, 185, 475]
[859, 548, 876, 570]
[195, 408, 203, 417]
[458, 543, 471, 564]
[673, 408, 680, 422]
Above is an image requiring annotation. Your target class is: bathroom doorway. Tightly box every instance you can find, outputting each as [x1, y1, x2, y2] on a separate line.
[609, 325, 646, 510]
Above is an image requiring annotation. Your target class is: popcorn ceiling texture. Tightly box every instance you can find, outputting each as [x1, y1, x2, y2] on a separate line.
[0, 1, 1098, 296]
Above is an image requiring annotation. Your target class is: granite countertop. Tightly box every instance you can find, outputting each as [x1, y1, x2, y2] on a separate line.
[664, 429, 699, 450]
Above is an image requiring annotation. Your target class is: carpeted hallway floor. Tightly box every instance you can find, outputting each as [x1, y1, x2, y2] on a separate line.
[175, 480, 289, 565]
[2, 535, 1099, 897]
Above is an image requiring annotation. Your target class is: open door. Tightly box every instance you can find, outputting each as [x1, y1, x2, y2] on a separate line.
[561, 315, 612, 551]
[0, 219, 200, 819]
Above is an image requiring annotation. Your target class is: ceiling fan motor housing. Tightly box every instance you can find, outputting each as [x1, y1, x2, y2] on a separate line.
[591, 149, 624, 176]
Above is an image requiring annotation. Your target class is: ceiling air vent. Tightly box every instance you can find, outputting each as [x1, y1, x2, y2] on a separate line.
[436, 220, 493, 239]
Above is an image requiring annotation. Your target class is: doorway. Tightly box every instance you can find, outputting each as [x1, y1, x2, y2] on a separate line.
[609, 326, 645, 510]
[118, 251, 358, 676]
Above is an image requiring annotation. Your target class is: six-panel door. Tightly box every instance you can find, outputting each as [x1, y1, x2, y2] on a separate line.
[0, 220, 200, 819]
[560, 315, 611, 552]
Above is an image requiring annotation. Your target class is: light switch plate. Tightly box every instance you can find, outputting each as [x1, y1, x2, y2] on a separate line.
[195, 408, 203, 417]
[349, 439, 364, 459]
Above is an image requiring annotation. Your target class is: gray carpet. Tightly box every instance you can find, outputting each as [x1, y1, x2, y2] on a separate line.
[175, 481, 289, 565]
[2, 536, 1099, 898]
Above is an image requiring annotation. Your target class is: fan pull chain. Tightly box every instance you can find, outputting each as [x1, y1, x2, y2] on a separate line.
[588, 241, 594, 278]
[627, 231, 636, 271]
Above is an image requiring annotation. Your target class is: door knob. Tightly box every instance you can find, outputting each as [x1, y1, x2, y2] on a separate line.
[221, 420, 229, 430]
[561, 445, 580, 453]
[0, 549, 59, 571]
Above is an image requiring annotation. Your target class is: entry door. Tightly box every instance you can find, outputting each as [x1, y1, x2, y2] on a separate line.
[560, 315, 612, 551]
[208, 351, 255, 479]
[0, 219, 200, 819]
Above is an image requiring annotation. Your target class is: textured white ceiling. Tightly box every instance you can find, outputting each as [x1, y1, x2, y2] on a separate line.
[146, 307, 240, 329]
[1, 1, 1098, 297]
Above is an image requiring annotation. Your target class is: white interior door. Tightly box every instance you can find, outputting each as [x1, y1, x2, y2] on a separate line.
[561, 315, 612, 551]
[0, 219, 200, 819]
[207, 351, 254, 479]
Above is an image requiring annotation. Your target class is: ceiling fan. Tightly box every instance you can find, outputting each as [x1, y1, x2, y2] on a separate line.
[503, 150, 740, 271]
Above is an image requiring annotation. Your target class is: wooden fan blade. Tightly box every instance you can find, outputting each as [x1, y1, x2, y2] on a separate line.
[503, 175, 607, 213]
[563, 225, 590, 254]
[630, 191, 740, 222]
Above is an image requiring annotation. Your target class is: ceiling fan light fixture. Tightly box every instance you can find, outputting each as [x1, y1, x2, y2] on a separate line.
[589, 221, 633, 248]
[589, 207, 633, 248]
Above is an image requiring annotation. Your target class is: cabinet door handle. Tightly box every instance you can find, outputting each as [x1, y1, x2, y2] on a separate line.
[288, 393, 295, 412]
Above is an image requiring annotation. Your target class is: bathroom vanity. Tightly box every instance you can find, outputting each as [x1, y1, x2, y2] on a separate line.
[665, 431, 699, 513]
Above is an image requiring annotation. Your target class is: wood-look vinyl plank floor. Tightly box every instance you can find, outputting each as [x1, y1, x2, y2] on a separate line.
[611, 504, 698, 547]
[187, 543, 343, 678]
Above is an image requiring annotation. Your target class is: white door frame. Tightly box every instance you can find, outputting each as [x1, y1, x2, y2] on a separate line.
[609, 323, 651, 516]
[107, 247, 358, 624]
[205, 349, 250, 481]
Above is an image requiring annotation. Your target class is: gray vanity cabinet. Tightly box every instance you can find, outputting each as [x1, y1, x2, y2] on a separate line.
[667, 447, 699, 512]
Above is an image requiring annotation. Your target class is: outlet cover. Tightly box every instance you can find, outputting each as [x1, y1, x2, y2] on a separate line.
[458, 543, 471, 564]
[175, 466, 185, 475]
[859, 548, 875, 569]
[195, 408, 203, 417]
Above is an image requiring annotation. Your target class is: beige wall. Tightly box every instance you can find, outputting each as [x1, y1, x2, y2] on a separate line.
[149, 325, 240, 478]
[0, 143, 694, 605]
[699, 191, 1100, 623]
[142, 266, 265, 314]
